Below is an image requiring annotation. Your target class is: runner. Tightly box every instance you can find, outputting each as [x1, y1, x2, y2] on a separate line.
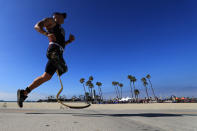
[17, 12, 75, 108]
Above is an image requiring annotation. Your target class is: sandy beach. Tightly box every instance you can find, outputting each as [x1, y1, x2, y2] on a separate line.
[0, 102, 197, 110]
[0, 102, 197, 131]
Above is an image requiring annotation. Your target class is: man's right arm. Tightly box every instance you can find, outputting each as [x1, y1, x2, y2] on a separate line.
[34, 18, 50, 36]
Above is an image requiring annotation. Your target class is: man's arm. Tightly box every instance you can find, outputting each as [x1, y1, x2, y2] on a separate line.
[65, 34, 75, 46]
[65, 40, 71, 45]
[34, 18, 51, 36]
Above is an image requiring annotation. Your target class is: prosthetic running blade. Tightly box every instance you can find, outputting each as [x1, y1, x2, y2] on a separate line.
[56, 71, 91, 109]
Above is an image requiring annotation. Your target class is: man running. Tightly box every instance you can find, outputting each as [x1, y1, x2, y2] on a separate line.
[17, 12, 75, 108]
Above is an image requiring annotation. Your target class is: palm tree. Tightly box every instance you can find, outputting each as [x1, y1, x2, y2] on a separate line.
[96, 82, 103, 101]
[89, 76, 94, 81]
[134, 89, 140, 102]
[99, 82, 103, 100]
[86, 80, 91, 95]
[119, 83, 123, 98]
[112, 81, 119, 99]
[89, 82, 94, 99]
[141, 77, 149, 99]
[115, 82, 120, 99]
[132, 76, 137, 99]
[146, 74, 156, 99]
[96, 82, 100, 96]
[80, 78, 86, 93]
[85, 80, 94, 102]
[127, 75, 134, 98]
[88, 76, 94, 99]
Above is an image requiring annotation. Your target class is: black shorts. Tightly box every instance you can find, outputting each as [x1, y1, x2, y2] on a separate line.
[45, 44, 67, 76]
[45, 59, 58, 76]
[45, 56, 68, 76]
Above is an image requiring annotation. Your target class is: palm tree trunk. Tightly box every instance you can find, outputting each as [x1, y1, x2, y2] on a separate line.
[99, 87, 103, 101]
[100, 88, 102, 98]
[90, 88, 93, 98]
[148, 79, 156, 99]
[120, 87, 122, 99]
[136, 94, 138, 103]
[116, 86, 120, 99]
[99, 87, 102, 100]
[100, 87, 102, 97]
[83, 84, 86, 93]
[114, 86, 118, 98]
[88, 87, 91, 95]
[129, 82, 134, 98]
[97, 87, 100, 97]
[145, 86, 149, 99]
[133, 82, 136, 99]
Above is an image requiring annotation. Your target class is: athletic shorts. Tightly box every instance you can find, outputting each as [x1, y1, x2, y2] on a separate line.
[45, 44, 67, 76]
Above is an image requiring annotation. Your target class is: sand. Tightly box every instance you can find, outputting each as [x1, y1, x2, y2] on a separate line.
[0, 102, 197, 110]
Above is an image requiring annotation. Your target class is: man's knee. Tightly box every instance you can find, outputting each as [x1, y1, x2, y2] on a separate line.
[42, 72, 52, 81]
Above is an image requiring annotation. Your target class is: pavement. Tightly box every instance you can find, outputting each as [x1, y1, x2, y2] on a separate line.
[0, 108, 197, 131]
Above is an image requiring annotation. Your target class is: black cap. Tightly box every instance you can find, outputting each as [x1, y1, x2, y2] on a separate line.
[53, 12, 67, 19]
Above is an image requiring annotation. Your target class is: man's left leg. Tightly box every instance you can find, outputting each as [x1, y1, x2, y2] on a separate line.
[17, 72, 52, 108]
[17, 59, 57, 108]
[25, 72, 52, 95]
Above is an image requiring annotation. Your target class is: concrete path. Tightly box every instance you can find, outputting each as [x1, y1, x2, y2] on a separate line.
[0, 108, 197, 131]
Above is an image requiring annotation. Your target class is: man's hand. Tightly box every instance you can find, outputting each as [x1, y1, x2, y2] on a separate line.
[65, 34, 75, 45]
[48, 34, 56, 42]
[69, 34, 75, 42]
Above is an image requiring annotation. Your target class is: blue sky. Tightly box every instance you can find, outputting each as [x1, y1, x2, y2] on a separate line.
[0, 0, 197, 100]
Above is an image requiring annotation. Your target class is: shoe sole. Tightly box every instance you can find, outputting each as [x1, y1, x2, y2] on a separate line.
[17, 89, 23, 108]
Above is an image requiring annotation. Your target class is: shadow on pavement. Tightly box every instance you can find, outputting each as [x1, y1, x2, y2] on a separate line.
[25, 112, 186, 117]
